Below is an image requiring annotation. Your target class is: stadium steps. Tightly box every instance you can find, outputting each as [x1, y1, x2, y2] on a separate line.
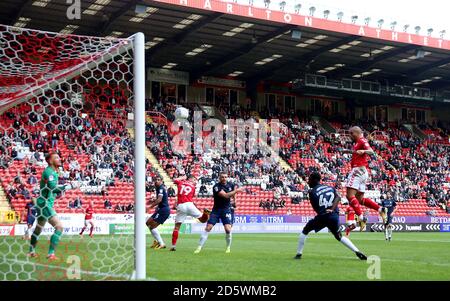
[0, 188, 11, 211]
[127, 128, 175, 189]
[411, 125, 428, 140]
[404, 124, 427, 140]
[314, 116, 337, 134]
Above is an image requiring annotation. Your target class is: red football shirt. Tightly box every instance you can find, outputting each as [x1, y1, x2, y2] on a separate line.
[85, 205, 94, 220]
[174, 180, 196, 204]
[351, 137, 371, 168]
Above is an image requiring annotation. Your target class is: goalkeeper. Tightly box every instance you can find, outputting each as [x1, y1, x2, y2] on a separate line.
[28, 152, 78, 261]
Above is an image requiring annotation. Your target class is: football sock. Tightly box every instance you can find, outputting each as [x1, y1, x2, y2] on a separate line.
[79, 227, 86, 235]
[296, 233, 307, 255]
[199, 231, 209, 247]
[388, 227, 393, 238]
[151, 228, 164, 246]
[25, 227, 30, 237]
[340, 236, 359, 253]
[172, 228, 179, 246]
[29, 233, 39, 253]
[363, 198, 381, 211]
[48, 230, 62, 255]
[349, 196, 363, 216]
[89, 225, 94, 236]
[226, 233, 232, 248]
[345, 227, 351, 236]
[385, 228, 389, 239]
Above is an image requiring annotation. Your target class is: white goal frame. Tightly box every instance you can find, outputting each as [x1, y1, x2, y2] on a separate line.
[132, 32, 146, 281]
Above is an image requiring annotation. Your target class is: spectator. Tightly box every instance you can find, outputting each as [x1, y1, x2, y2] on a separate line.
[199, 184, 208, 196]
[74, 197, 82, 209]
[104, 199, 112, 209]
[13, 172, 23, 185]
[115, 203, 124, 212]
[0, 153, 11, 169]
[167, 186, 175, 197]
[7, 183, 17, 198]
[27, 174, 38, 185]
[69, 158, 81, 171]
[126, 203, 134, 212]
[19, 185, 31, 200]
[51, 132, 59, 149]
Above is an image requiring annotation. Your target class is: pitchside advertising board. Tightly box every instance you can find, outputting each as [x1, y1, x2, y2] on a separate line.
[367, 223, 443, 232]
[3, 215, 450, 236]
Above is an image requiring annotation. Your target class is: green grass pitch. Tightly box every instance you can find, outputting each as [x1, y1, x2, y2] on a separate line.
[2, 233, 450, 280]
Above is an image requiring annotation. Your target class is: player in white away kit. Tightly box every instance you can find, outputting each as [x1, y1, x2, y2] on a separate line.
[344, 126, 387, 231]
[170, 175, 210, 251]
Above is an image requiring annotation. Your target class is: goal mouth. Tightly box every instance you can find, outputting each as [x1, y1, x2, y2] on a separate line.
[0, 25, 132, 114]
[0, 26, 147, 280]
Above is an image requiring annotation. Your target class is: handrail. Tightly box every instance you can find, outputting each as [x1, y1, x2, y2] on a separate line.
[369, 130, 389, 141]
[146, 111, 168, 126]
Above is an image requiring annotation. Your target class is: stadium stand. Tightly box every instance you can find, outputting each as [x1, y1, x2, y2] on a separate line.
[1, 95, 449, 218]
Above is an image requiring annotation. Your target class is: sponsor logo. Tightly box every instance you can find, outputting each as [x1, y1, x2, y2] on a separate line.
[405, 224, 422, 231]
[369, 223, 441, 232]
[440, 223, 450, 232]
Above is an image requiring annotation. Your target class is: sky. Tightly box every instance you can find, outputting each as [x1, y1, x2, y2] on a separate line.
[245, 0, 450, 37]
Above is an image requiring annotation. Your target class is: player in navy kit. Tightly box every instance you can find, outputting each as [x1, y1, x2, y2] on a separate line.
[194, 172, 245, 254]
[381, 194, 397, 241]
[146, 176, 170, 249]
[295, 173, 367, 260]
[23, 199, 37, 240]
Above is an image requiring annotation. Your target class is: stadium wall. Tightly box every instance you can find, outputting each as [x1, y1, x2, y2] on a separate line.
[431, 106, 450, 124]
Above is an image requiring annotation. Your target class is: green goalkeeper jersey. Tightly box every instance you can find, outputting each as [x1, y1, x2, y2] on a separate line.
[37, 166, 66, 209]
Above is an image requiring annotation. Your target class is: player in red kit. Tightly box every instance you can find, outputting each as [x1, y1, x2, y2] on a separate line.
[343, 126, 387, 231]
[170, 175, 211, 251]
[344, 206, 357, 236]
[79, 201, 95, 238]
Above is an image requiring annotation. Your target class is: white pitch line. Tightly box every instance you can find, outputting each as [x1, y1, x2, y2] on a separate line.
[10, 259, 157, 281]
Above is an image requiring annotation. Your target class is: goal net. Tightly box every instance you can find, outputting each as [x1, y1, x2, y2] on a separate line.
[0, 25, 146, 280]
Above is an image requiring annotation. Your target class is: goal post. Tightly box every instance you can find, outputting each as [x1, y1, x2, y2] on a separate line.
[132, 32, 146, 281]
[0, 25, 146, 280]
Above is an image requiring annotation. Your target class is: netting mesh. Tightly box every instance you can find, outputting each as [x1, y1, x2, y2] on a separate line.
[0, 25, 137, 280]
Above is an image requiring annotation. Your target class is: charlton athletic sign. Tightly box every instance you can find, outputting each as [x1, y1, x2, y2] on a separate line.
[154, 0, 450, 51]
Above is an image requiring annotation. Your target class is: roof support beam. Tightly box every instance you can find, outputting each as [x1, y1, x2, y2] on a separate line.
[191, 25, 297, 79]
[327, 44, 421, 79]
[147, 12, 224, 60]
[247, 35, 360, 83]
[8, 0, 33, 25]
[99, 0, 139, 36]
[405, 57, 450, 82]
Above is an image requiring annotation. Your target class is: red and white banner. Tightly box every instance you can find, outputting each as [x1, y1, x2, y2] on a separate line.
[0, 225, 15, 236]
[154, 0, 450, 50]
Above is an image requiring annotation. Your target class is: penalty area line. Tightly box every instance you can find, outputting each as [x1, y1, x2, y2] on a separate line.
[9, 259, 157, 281]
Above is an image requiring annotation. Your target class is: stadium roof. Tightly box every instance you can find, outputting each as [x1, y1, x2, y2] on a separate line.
[1, 0, 450, 92]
